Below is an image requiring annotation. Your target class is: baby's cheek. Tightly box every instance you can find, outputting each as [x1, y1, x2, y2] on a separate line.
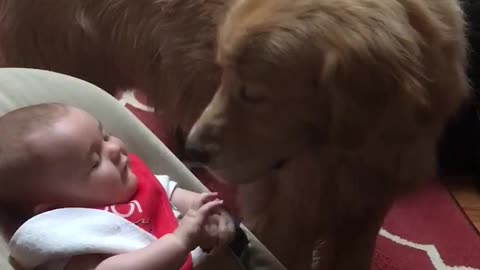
[125, 171, 138, 194]
[93, 167, 118, 188]
[127, 168, 136, 183]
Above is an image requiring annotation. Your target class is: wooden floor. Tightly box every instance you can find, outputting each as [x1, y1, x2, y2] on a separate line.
[447, 177, 480, 232]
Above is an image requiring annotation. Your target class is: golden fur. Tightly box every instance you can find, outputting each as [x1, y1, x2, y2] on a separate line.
[0, 0, 468, 269]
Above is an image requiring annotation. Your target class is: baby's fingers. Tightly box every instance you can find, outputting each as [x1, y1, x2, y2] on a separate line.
[199, 192, 219, 205]
[217, 215, 235, 246]
[197, 199, 224, 219]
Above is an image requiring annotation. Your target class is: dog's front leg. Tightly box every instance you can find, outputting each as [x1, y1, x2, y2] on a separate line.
[328, 206, 390, 270]
[237, 178, 317, 270]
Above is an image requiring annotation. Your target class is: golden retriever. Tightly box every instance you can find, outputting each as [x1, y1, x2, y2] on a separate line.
[186, 0, 468, 269]
[0, 0, 468, 269]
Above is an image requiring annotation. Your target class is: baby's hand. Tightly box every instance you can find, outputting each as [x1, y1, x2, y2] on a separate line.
[204, 209, 235, 251]
[173, 199, 223, 251]
[192, 193, 235, 250]
[189, 192, 219, 210]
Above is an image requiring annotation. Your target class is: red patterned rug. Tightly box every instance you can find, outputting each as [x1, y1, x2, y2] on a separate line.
[118, 90, 480, 270]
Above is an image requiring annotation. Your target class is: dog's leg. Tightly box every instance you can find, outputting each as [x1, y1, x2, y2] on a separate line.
[328, 206, 390, 270]
[255, 221, 315, 270]
[238, 175, 327, 270]
[309, 211, 384, 270]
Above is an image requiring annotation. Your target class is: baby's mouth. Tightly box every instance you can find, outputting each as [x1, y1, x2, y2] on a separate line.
[120, 155, 130, 175]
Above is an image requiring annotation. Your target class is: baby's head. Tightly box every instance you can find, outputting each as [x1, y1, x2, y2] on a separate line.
[0, 103, 137, 213]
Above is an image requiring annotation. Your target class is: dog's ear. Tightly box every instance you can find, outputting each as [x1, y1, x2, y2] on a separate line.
[309, 0, 469, 150]
[314, 17, 433, 149]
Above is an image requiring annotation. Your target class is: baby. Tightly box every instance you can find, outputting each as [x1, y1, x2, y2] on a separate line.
[0, 103, 236, 270]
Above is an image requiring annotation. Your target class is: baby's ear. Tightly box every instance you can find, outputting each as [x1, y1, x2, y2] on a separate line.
[33, 203, 55, 214]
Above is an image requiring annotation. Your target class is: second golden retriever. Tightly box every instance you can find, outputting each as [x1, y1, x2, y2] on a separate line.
[0, 0, 468, 269]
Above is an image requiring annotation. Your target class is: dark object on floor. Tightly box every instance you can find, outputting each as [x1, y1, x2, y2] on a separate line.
[437, 0, 480, 189]
[228, 218, 250, 258]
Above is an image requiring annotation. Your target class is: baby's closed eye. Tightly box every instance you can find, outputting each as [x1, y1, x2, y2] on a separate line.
[92, 153, 101, 169]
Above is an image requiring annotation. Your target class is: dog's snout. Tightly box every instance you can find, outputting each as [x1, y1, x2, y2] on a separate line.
[185, 142, 211, 164]
[186, 107, 222, 165]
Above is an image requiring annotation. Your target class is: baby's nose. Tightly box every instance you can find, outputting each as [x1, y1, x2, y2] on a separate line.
[105, 141, 122, 163]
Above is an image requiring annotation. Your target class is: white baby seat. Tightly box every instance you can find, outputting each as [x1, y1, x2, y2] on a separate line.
[0, 68, 286, 270]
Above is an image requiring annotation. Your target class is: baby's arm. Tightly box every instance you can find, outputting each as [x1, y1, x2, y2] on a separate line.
[99, 234, 190, 270]
[64, 200, 223, 270]
[64, 234, 189, 270]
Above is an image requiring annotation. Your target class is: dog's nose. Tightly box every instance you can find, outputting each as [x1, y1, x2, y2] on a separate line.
[185, 143, 210, 164]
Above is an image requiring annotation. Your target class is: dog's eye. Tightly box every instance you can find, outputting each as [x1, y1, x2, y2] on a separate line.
[240, 86, 266, 104]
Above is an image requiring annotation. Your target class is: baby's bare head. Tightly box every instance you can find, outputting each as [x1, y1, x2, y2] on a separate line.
[0, 103, 136, 212]
[0, 103, 68, 205]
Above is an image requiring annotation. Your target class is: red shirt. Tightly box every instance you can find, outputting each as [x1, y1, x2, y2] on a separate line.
[99, 154, 192, 270]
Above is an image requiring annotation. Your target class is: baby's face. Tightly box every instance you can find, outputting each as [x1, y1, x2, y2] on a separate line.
[33, 107, 137, 208]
